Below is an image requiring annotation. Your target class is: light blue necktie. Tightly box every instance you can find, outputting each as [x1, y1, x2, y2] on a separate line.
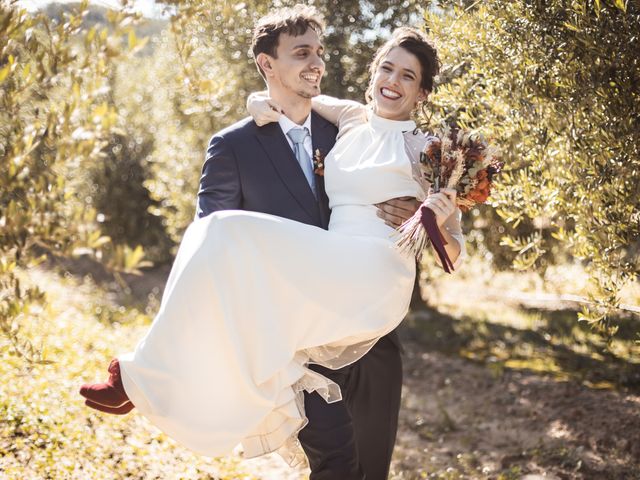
[287, 127, 316, 197]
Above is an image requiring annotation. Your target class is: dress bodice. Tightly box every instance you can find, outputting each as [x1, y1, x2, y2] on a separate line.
[324, 112, 423, 209]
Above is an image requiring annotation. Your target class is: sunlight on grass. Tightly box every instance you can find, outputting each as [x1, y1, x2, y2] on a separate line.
[2, 260, 637, 479]
[414, 256, 640, 389]
[0, 268, 257, 479]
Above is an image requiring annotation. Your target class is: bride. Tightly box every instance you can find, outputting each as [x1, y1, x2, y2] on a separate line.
[80, 26, 465, 462]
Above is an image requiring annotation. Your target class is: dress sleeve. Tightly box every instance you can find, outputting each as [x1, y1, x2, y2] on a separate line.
[403, 130, 431, 201]
[311, 95, 368, 139]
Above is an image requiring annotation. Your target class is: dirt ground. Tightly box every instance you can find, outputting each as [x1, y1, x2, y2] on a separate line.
[238, 316, 640, 480]
[392, 312, 640, 479]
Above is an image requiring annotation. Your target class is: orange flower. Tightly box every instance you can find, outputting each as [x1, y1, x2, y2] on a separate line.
[468, 187, 490, 203]
[425, 138, 442, 159]
[476, 178, 490, 190]
[313, 149, 325, 176]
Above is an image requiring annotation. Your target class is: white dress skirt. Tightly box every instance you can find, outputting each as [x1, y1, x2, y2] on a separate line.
[118, 113, 429, 463]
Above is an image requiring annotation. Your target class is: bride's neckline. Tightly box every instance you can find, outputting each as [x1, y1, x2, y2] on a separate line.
[367, 109, 416, 132]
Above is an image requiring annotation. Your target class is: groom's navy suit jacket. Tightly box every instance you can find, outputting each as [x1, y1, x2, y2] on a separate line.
[197, 112, 333, 229]
[196, 111, 400, 348]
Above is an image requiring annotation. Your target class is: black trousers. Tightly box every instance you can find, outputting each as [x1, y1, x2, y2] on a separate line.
[298, 333, 403, 480]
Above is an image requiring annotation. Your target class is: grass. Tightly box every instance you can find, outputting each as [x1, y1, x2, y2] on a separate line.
[2, 257, 638, 479]
[0, 268, 256, 480]
[414, 255, 640, 392]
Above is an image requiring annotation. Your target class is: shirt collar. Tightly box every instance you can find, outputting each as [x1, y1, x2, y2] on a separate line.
[278, 113, 312, 136]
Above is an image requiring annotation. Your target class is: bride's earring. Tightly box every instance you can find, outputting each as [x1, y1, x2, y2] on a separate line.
[412, 91, 429, 118]
[412, 98, 426, 118]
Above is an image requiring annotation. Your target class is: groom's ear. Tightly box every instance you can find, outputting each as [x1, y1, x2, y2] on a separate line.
[256, 53, 275, 78]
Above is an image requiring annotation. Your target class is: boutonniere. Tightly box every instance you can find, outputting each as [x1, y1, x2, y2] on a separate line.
[313, 149, 325, 176]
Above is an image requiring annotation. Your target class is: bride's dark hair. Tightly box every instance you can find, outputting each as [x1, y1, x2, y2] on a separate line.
[365, 27, 440, 103]
[251, 5, 326, 80]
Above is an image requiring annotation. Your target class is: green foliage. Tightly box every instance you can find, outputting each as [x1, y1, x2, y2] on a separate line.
[311, 0, 427, 100]
[423, 0, 640, 336]
[160, 0, 429, 101]
[0, 270, 256, 479]
[4, 0, 637, 362]
[3, 0, 439, 360]
[123, 28, 231, 246]
[0, 2, 152, 361]
[142, 0, 431, 241]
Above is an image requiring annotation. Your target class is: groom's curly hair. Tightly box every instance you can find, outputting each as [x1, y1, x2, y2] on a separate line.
[251, 4, 326, 79]
[365, 27, 440, 103]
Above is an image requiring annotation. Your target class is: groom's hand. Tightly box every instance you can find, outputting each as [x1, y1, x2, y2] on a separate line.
[375, 197, 421, 228]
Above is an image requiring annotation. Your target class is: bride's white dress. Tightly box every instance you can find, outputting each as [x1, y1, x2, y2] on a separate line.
[118, 113, 426, 462]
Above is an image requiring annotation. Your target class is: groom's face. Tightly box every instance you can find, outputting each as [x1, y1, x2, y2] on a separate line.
[267, 29, 325, 99]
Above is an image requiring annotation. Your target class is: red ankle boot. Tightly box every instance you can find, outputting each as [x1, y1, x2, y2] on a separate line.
[80, 358, 132, 409]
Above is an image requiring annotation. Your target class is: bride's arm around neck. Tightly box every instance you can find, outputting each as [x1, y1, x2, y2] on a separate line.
[311, 95, 368, 139]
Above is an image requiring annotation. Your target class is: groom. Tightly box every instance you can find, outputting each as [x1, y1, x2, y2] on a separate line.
[197, 5, 418, 479]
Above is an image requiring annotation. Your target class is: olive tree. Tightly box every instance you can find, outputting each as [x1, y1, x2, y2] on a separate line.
[423, 0, 639, 336]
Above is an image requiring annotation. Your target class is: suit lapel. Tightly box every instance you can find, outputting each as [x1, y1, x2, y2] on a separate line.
[311, 111, 337, 229]
[311, 111, 336, 159]
[255, 122, 321, 223]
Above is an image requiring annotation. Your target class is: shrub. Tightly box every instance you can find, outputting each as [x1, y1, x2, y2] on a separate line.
[423, 0, 639, 336]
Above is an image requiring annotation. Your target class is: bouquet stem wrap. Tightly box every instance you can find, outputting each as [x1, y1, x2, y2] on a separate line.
[420, 206, 454, 273]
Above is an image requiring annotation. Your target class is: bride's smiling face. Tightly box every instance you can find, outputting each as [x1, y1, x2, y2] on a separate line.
[371, 47, 427, 121]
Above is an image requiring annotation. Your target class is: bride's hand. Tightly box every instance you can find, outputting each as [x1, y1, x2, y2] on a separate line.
[424, 188, 457, 227]
[247, 91, 283, 126]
